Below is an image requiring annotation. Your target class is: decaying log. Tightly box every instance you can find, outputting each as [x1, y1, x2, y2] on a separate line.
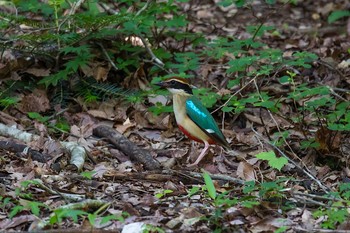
[0, 140, 47, 162]
[93, 125, 161, 170]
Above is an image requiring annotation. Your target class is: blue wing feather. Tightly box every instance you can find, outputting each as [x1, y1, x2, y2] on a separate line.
[185, 96, 229, 148]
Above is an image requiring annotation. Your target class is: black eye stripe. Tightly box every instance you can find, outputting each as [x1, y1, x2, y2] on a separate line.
[169, 81, 193, 95]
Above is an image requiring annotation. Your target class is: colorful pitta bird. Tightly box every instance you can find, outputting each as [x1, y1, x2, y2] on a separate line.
[156, 78, 230, 166]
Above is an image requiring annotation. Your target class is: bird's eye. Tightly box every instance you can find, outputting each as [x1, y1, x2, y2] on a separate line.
[170, 80, 176, 85]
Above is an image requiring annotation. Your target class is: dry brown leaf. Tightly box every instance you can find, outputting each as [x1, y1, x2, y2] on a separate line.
[94, 65, 110, 82]
[87, 109, 112, 120]
[251, 217, 293, 233]
[92, 163, 108, 178]
[123, 63, 147, 89]
[137, 130, 163, 142]
[301, 209, 316, 230]
[244, 112, 292, 128]
[315, 127, 341, 152]
[316, 165, 331, 179]
[80, 61, 110, 81]
[110, 148, 129, 163]
[24, 68, 50, 77]
[0, 111, 18, 125]
[0, 215, 37, 230]
[44, 140, 64, 156]
[19, 89, 50, 113]
[236, 161, 256, 181]
[125, 36, 146, 47]
[344, 167, 350, 177]
[115, 118, 136, 134]
[87, 107, 115, 120]
[235, 131, 259, 146]
[148, 94, 168, 106]
[134, 111, 168, 130]
[34, 121, 47, 136]
[70, 122, 95, 138]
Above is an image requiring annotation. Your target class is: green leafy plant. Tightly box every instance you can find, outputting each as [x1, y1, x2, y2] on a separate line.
[50, 209, 88, 225]
[28, 112, 50, 123]
[200, 173, 291, 231]
[80, 171, 96, 180]
[155, 189, 174, 199]
[143, 224, 165, 233]
[202, 172, 239, 232]
[203, 172, 217, 200]
[0, 97, 19, 109]
[328, 10, 350, 24]
[187, 186, 201, 197]
[99, 213, 127, 225]
[313, 183, 350, 229]
[53, 118, 70, 133]
[255, 151, 288, 171]
[313, 206, 348, 229]
[27, 112, 71, 134]
[6, 180, 51, 219]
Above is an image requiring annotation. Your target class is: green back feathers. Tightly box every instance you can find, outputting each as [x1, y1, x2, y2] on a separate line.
[185, 96, 230, 149]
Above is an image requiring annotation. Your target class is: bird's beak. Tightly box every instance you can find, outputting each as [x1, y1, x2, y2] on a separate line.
[155, 81, 168, 88]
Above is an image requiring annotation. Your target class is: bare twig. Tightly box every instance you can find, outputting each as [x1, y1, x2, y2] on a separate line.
[196, 170, 244, 185]
[67, 0, 86, 16]
[291, 196, 327, 207]
[212, 74, 259, 114]
[292, 191, 341, 202]
[295, 227, 350, 233]
[252, 78, 326, 190]
[327, 86, 348, 102]
[33, 179, 85, 202]
[135, 0, 152, 16]
[139, 35, 165, 68]
[317, 59, 346, 80]
[97, 42, 119, 71]
[162, 169, 245, 185]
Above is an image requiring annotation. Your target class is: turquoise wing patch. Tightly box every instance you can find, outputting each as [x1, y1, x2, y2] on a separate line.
[185, 96, 228, 147]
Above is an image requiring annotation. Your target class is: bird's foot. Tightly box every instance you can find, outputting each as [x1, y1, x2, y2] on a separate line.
[187, 162, 198, 167]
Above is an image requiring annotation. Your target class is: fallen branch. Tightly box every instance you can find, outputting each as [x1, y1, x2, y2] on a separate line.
[0, 140, 47, 162]
[31, 179, 85, 202]
[162, 169, 245, 185]
[93, 125, 161, 170]
[103, 171, 174, 182]
[0, 123, 86, 170]
[295, 227, 350, 233]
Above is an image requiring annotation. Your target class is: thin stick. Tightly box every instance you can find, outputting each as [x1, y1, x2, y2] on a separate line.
[97, 42, 119, 71]
[212, 75, 258, 114]
[139, 35, 165, 68]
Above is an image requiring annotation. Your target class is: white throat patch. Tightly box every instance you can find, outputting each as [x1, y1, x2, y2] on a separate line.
[168, 88, 188, 95]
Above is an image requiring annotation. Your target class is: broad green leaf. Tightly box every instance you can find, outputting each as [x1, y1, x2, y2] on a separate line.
[203, 172, 216, 200]
[88, 213, 96, 226]
[328, 10, 350, 23]
[256, 151, 288, 171]
[222, 106, 234, 112]
[81, 171, 96, 179]
[100, 214, 125, 224]
[28, 202, 40, 216]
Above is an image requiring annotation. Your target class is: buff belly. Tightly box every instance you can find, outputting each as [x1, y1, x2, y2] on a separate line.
[172, 95, 214, 144]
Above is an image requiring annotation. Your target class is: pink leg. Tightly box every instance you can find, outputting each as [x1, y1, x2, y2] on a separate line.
[187, 141, 210, 167]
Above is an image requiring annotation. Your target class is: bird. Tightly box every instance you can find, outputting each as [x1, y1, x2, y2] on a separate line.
[155, 77, 230, 166]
